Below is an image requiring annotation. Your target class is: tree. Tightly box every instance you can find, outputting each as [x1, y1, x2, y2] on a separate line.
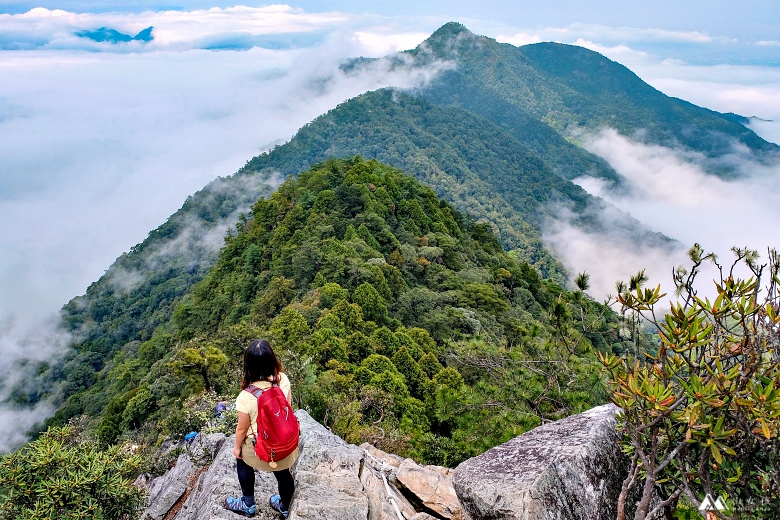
[353, 283, 388, 324]
[392, 347, 428, 398]
[270, 306, 311, 350]
[600, 245, 780, 520]
[173, 343, 229, 392]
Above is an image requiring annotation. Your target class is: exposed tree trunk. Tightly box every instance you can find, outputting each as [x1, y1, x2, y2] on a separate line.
[201, 366, 212, 391]
[618, 453, 640, 520]
[633, 474, 656, 520]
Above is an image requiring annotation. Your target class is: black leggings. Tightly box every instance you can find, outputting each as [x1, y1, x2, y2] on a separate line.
[236, 457, 295, 510]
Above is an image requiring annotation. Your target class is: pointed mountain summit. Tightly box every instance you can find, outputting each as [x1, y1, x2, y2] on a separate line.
[421, 22, 474, 51]
[410, 23, 778, 176]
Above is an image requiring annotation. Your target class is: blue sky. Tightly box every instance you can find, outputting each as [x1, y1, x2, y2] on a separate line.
[0, 0, 778, 449]
[1, 0, 778, 41]
[0, 1, 778, 63]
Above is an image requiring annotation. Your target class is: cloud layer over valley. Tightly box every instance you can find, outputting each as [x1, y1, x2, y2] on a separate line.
[545, 126, 780, 299]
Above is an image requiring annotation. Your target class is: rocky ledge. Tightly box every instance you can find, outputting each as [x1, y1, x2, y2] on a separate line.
[141, 404, 631, 520]
[140, 410, 462, 520]
[453, 403, 625, 520]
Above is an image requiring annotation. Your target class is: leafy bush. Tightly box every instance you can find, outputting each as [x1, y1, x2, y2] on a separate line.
[159, 391, 237, 440]
[601, 246, 780, 520]
[0, 426, 145, 519]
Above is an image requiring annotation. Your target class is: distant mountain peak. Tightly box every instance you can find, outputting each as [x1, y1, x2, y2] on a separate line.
[76, 26, 154, 44]
[431, 22, 471, 38]
[425, 22, 477, 48]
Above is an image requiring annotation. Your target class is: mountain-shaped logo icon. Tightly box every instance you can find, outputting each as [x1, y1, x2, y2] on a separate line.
[698, 494, 726, 511]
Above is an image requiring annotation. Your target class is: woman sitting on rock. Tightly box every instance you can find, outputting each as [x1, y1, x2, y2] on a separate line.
[223, 339, 299, 518]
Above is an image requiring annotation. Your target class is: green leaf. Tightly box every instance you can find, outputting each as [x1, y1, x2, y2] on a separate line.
[711, 443, 723, 464]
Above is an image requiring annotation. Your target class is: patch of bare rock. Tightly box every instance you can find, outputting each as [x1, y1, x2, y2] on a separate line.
[141, 404, 634, 520]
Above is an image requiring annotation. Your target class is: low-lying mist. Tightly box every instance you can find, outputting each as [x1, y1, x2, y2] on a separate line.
[545, 126, 780, 300]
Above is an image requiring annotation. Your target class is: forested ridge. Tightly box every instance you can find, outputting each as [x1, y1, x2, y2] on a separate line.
[4, 21, 780, 518]
[43, 158, 630, 468]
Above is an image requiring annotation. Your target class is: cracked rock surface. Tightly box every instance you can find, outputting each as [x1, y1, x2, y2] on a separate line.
[143, 405, 633, 520]
[142, 410, 463, 520]
[452, 403, 625, 520]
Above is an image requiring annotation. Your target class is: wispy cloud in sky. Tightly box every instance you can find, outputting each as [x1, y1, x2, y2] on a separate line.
[496, 22, 778, 66]
[0, 5, 433, 52]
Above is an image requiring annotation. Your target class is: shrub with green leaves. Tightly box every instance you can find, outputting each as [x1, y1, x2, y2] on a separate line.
[600, 245, 780, 520]
[0, 426, 145, 519]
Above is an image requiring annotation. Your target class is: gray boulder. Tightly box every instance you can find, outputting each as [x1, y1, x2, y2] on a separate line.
[145, 405, 634, 520]
[144, 410, 432, 520]
[175, 434, 279, 520]
[143, 452, 197, 520]
[452, 403, 625, 520]
[395, 458, 463, 520]
[289, 410, 369, 520]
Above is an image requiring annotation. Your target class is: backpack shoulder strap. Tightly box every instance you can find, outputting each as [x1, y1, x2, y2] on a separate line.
[245, 385, 264, 398]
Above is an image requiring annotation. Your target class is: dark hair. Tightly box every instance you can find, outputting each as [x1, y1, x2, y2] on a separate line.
[241, 339, 283, 389]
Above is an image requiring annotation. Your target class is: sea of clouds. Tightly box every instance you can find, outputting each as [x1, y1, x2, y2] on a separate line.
[538, 39, 780, 299]
[1, 4, 779, 449]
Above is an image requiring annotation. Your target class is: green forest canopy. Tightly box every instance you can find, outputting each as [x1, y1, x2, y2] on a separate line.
[47, 157, 633, 467]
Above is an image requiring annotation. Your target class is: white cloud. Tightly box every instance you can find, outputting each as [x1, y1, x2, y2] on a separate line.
[496, 32, 542, 46]
[352, 30, 429, 55]
[544, 206, 687, 300]
[555, 129, 780, 297]
[565, 23, 718, 44]
[0, 5, 436, 54]
[607, 60, 780, 124]
[748, 119, 780, 147]
[496, 23, 723, 54]
[0, 5, 353, 51]
[570, 38, 650, 61]
[0, 401, 56, 452]
[0, 312, 68, 452]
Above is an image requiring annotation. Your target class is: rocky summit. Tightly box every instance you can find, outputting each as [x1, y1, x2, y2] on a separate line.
[141, 404, 632, 520]
[141, 410, 464, 520]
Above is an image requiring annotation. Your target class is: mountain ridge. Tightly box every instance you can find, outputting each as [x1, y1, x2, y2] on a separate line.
[413, 22, 779, 175]
[11, 21, 775, 450]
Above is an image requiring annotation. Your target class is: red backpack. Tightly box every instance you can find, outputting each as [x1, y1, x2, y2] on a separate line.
[245, 381, 300, 468]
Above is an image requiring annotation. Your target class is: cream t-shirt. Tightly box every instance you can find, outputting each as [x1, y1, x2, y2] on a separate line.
[235, 372, 292, 437]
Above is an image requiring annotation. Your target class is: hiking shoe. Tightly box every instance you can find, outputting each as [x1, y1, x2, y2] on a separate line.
[269, 494, 289, 518]
[222, 495, 257, 517]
